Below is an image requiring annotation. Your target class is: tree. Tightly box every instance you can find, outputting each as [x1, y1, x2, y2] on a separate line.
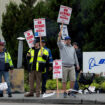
[2, 0, 104, 68]
[81, 0, 105, 51]
[1, 0, 37, 67]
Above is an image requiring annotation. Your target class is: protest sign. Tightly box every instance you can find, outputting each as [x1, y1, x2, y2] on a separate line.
[57, 5, 72, 24]
[53, 60, 62, 97]
[60, 25, 68, 39]
[53, 60, 62, 79]
[34, 18, 46, 37]
[24, 30, 34, 48]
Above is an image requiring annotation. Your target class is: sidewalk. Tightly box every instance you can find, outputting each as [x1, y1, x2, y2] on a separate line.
[0, 93, 105, 104]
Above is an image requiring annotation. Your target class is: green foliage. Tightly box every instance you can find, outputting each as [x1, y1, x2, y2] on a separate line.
[91, 82, 100, 89]
[66, 81, 70, 89]
[24, 83, 30, 92]
[1, 0, 60, 68]
[94, 76, 105, 84]
[82, 0, 105, 51]
[100, 82, 105, 90]
[46, 79, 57, 90]
[24, 76, 105, 91]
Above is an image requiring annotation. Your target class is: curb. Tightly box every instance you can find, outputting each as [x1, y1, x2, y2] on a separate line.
[0, 98, 105, 104]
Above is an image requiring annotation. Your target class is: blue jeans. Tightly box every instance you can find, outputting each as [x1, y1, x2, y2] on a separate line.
[0, 71, 11, 94]
[74, 71, 79, 90]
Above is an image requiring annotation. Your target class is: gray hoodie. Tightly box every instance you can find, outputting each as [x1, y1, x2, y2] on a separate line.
[57, 40, 79, 67]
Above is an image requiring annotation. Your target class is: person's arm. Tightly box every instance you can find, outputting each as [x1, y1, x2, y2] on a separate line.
[42, 48, 49, 60]
[57, 32, 64, 49]
[57, 23, 64, 49]
[7, 52, 14, 70]
[26, 49, 31, 60]
[74, 49, 80, 70]
[48, 49, 53, 70]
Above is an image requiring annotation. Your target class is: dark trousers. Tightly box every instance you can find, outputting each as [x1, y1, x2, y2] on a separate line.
[74, 71, 79, 90]
[42, 71, 48, 93]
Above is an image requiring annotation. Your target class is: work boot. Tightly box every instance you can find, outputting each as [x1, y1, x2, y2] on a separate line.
[8, 93, 12, 97]
[24, 92, 34, 97]
[36, 92, 40, 97]
[0, 94, 3, 97]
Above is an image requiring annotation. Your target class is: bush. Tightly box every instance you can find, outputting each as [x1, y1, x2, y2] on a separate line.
[24, 76, 105, 91]
[94, 76, 105, 84]
[100, 82, 105, 91]
[24, 83, 30, 92]
[91, 82, 100, 89]
[46, 80, 57, 90]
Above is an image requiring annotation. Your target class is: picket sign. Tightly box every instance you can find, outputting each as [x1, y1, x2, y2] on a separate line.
[0, 82, 8, 91]
[34, 18, 46, 37]
[24, 30, 34, 48]
[53, 60, 62, 97]
[60, 25, 68, 39]
[57, 5, 72, 25]
[53, 60, 62, 79]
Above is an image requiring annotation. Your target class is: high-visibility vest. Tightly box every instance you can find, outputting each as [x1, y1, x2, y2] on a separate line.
[28, 47, 49, 72]
[5, 52, 13, 67]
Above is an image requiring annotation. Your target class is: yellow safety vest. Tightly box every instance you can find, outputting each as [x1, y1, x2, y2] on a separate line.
[28, 47, 49, 72]
[5, 52, 13, 67]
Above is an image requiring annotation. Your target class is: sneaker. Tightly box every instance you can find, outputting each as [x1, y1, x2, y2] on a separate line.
[24, 92, 34, 97]
[63, 92, 67, 98]
[8, 94, 12, 97]
[0, 94, 3, 97]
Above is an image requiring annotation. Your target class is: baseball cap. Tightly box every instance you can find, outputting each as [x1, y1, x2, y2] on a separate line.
[0, 42, 5, 46]
[33, 39, 39, 44]
[64, 36, 71, 40]
[41, 40, 46, 43]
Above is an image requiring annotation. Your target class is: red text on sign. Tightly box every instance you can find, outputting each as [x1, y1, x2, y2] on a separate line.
[35, 24, 44, 28]
[26, 35, 34, 40]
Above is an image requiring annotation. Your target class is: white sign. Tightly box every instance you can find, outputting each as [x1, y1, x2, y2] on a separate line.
[34, 18, 46, 37]
[60, 25, 68, 39]
[53, 60, 62, 79]
[83, 52, 105, 74]
[24, 30, 34, 48]
[57, 5, 72, 24]
[0, 82, 8, 90]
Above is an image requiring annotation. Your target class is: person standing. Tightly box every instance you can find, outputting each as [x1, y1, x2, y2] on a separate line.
[73, 42, 82, 91]
[24, 39, 49, 97]
[0, 41, 13, 97]
[41, 40, 53, 94]
[57, 33, 80, 98]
